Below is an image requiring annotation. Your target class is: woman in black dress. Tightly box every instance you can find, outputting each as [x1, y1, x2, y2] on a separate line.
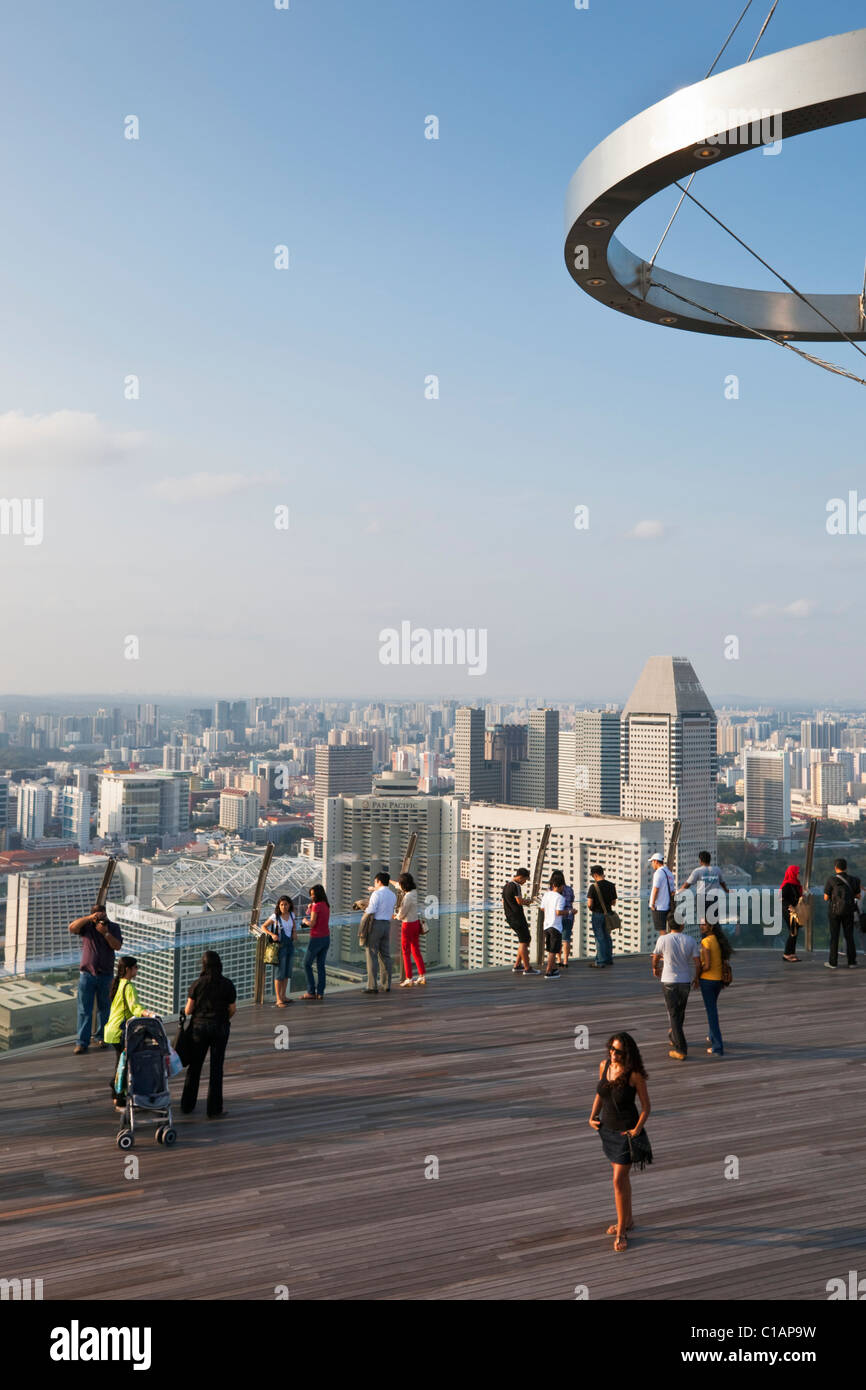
[589, 1032, 650, 1253]
[780, 865, 803, 962]
[180, 951, 237, 1119]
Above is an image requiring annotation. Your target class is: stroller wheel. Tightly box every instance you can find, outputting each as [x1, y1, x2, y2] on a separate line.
[162, 1127, 177, 1146]
[155, 1126, 165, 1144]
[116, 1130, 134, 1150]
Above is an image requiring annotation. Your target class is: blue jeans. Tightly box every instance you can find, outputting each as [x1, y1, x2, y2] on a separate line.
[304, 936, 330, 996]
[77, 971, 112, 1047]
[591, 913, 613, 965]
[276, 939, 295, 982]
[700, 978, 724, 1054]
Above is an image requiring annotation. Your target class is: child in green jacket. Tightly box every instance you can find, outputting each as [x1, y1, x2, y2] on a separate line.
[105, 956, 153, 1107]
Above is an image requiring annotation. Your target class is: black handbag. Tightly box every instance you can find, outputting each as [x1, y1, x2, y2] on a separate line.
[173, 1011, 194, 1067]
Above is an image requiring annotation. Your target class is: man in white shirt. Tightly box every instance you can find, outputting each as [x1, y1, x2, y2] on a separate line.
[364, 871, 397, 994]
[540, 873, 566, 980]
[649, 852, 676, 937]
[651, 921, 701, 1060]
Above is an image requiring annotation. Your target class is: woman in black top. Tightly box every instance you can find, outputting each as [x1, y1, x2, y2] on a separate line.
[180, 951, 237, 1119]
[780, 865, 803, 962]
[589, 1032, 650, 1253]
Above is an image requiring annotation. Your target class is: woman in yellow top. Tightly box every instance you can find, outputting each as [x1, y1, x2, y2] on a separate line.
[697, 922, 732, 1056]
[104, 956, 154, 1108]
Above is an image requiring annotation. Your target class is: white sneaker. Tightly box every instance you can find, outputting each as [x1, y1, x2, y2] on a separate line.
[414, 975, 427, 985]
[400, 978, 414, 987]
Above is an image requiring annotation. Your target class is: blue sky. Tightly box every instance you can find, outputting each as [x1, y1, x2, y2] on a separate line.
[0, 0, 864, 703]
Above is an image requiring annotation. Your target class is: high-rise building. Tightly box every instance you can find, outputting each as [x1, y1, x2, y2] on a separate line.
[219, 788, 259, 832]
[4, 862, 124, 975]
[620, 656, 717, 882]
[17, 782, 47, 841]
[135, 703, 160, 746]
[813, 761, 846, 809]
[462, 805, 664, 968]
[510, 709, 559, 810]
[313, 744, 373, 846]
[560, 711, 621, 814]
[57, 784, 91, 848]
[0, 777, 9, 841]
[484, 724, 527, 802]
[743, 751, 791, 840]
[323, 792, 463, 971]
[213, 701, 231, 731]
[801, 718, 842, 751]
[97, 772, 189, 841]
[454, 708, 500, 802]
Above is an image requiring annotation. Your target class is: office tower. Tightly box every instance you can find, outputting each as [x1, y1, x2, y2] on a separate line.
[454, 707, 500, 802]
[620, 656, 717, 882]
[560, 711, 621, 814]
[484, 724, 527, 802]
[213, 700, 231, 731]
[743, 751, 791, 840]
[313, 744, 373, 846]
[323, 792, 463, 971]
[0, 777, 8, 840]
[97, 772, 189, 840]
[58, 784, 91, 848]
[510, 709, 559, 810]
[4, 862, 123, 975]
[462, 805, 664, 968]
[219, 788, 259, 831]
[135, 703, 160, 746]
[17, 782, 47, 841]
[813, 761, 846, 809]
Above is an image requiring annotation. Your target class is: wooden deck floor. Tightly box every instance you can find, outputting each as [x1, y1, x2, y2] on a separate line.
[1, 951, 864, 1301]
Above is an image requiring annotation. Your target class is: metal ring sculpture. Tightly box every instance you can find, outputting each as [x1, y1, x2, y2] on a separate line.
[564, 28, 866, 339]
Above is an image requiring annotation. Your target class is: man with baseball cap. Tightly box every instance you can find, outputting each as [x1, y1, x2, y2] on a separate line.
[649, 852, 676, 939]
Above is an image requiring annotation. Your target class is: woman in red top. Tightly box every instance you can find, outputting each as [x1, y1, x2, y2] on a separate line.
[780, 865, 803, 962]
[301, 884, 330, 1000]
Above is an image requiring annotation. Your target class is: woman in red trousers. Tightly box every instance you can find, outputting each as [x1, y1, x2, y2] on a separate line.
[396, 872, 426, 987]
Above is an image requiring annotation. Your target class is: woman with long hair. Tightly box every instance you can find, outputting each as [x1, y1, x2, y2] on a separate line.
[262, 895, 296, 1006]
[780, 864, 803, 962]
[589, 1032, 651, 1253]
[698, 921, 733, 1056]
[181, 950, 237, 1119]
[301, 885, 330, 1000]
[104, 956, 154, 1108]
[396, 872, 426, 987]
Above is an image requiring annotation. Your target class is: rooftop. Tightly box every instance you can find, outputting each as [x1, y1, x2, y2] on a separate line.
[0, 952, 863, 1300]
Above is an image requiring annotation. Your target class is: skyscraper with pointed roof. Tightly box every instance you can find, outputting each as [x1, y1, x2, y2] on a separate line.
[620, 656, 717, 884]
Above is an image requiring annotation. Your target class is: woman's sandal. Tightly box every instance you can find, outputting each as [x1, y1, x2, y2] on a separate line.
[613, 1234, 628, 1252]
[606, 1222, 634, 1235]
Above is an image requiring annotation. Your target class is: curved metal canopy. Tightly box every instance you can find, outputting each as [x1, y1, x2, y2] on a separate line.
[564, 28, 866, 339]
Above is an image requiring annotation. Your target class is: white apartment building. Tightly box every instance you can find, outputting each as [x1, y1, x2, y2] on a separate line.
[743, 750, 791, 840]
[16, 781, 48, 841]
[219, 788, 259, 831]
[462, 805, 664, 969]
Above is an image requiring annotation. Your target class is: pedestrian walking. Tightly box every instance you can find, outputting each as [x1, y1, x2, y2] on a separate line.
[823, 858, 861, 970]
[180, 951, 237, 1119]
[697, 922, 733, 1056]
[396, 872, 427, 987]
[362, 872, 396, 994]
[502, 869, 539, 975]
[68, 904, 123, 1054]
[651, 918, 700, 1060]
[302, 885, 331, 998]
[588, 1033, 651, 1254]
[780, 865, 803, 961]
[262, 895, 296, 1006]
[587, 865, 617, 969]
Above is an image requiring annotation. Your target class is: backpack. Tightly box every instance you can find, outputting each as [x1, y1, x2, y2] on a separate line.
[829, 874, 856, 919]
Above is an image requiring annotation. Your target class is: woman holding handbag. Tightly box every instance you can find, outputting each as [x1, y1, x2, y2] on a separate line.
[262, 895, 296, 1006]
[780, 864, 803, 962]
[396, 872, 426, 986]
[104, 956, 154, 1109]
[589, 1032, 651, 1253]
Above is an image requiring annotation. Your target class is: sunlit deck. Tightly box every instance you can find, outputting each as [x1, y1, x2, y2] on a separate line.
[1, 951, 864, 1300]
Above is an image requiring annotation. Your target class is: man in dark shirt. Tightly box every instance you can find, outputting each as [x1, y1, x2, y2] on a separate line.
[587, 865, 617, 968]
[502, 869, 539, 975]
[69, 905, 123, 1053]
[823, 857, 861, 969]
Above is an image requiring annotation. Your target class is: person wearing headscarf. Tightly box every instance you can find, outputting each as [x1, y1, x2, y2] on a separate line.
[780, 865, 803, 962]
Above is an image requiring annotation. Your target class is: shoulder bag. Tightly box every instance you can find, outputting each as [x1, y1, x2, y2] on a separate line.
[593, 880, 622, 932]
[607, 1067, 653, 1171]
[173, 1010, 194, 1067]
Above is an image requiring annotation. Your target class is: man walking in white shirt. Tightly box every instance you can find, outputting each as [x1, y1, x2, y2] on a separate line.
[651, 920, 701, 1060]
[363, 871, 397, 994]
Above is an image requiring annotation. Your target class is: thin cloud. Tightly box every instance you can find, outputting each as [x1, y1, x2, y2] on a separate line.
[0, 410, 143, 466]
[628, 519, 666, 539]
[153, 472, 272, 502]
[751, 598, 818, 620]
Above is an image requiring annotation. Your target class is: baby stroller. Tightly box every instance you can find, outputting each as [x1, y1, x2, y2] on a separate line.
[115, 1015, 177, 1149]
